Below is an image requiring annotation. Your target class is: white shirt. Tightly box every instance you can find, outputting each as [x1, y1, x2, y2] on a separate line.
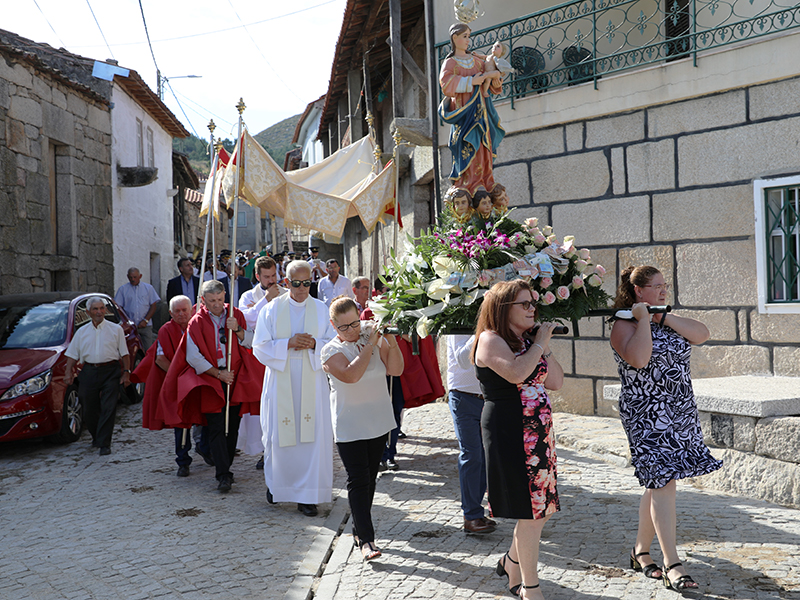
[65, 319, 129, 364]
[185, 311, 253, 373]
[318, 275, 355, 306]
[321, 325, 396, 443]
[446, 334, 482, 396]
[239, 285, 287, 330]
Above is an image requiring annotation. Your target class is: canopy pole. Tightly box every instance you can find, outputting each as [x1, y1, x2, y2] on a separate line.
[226, 98, 246, 435]
[198, 120, 218, 305]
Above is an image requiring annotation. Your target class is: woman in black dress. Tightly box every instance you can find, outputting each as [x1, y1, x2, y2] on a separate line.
[474, 280, 563, 600]
[610, 266, 722, 594]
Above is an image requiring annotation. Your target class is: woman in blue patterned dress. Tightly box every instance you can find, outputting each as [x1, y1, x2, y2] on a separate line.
[474, 280, 563, 600]
[610, 266, 722, 594]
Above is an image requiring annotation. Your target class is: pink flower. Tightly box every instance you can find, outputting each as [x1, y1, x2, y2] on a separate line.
[539, 277, 553, 289]
[530, 289, 540, 302]
[575, 259, 588, 273]
[594, 264, 607, 276]
[556, 286, 570, 300]
[477, 271, 491, 287]
[571, 275, 584, 289]
[546, 235, 558, 244]
[524, 217, 539, 229]
[579, 248, 591, 260]
[587, 274, 602, 287]
[533, 233, 546, 245]
[542, 291, 556, 305]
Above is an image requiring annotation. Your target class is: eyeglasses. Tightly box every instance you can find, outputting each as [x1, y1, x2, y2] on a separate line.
[642, 283, 671, 291]
[503, 300, 536, 310]
[336, 319, 361, 332]
[290, 279, 312, 288]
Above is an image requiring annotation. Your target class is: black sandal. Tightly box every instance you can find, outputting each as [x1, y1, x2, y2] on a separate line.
[496, 552, 521, 596]
[663, 562, 700, 594]
[630, 547, 662, 579]
[518, 583, 539, 598]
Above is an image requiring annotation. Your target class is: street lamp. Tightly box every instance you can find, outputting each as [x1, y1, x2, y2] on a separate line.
[156, 70, 202, 99]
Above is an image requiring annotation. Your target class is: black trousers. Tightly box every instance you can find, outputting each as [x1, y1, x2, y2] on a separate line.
[204, 396, 241, 480]
[336, 432, 389, 544]
[79, 363, 120, 449]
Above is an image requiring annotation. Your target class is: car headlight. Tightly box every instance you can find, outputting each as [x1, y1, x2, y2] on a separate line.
[1, 370, 52, 402]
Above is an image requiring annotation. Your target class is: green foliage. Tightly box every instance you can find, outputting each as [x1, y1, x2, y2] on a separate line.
[253, 113, 303, 165]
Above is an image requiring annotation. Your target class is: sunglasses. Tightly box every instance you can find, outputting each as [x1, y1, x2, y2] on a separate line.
[290, 279, 312, 288]
[336, 319, 361, 332]
[218, 327, 227, 345]
[503, 300, 536, 310]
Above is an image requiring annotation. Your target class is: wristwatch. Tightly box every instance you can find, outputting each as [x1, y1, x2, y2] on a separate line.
[123, 369, 131, 373]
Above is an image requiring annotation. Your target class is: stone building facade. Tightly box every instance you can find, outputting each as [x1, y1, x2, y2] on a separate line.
[465, 73, 800, 416]
[0, 30, 113, 294]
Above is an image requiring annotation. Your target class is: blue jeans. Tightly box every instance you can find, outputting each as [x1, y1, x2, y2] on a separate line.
[448, 390, 487, 520]
[382, 376, 404, 462]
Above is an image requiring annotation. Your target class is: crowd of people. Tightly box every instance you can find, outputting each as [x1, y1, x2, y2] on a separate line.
[65, 255, 720, 595]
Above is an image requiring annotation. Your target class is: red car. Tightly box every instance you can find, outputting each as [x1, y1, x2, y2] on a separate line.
[0, 292, 145, 444]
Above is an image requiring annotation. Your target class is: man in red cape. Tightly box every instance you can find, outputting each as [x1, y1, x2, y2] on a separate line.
[131, 295, 196, 476]
[159, 280, 263, 492]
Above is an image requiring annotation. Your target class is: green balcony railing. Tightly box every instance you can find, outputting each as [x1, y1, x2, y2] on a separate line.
[435, 0, 800, 103]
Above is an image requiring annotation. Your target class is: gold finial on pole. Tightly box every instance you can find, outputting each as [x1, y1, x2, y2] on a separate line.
[236, 98, 246, 114]
[214, 139, 223, 153]
[208, 119, 216, 134]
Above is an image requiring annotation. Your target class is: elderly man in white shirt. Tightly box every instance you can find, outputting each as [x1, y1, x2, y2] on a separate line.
[115, 267, 160, 350]
[65, 296, 130, 455]
[446, 334, 496, 534]
[318, 259, 355, 307]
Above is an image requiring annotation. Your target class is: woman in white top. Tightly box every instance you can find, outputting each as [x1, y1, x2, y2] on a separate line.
[321, 296, 404, 560]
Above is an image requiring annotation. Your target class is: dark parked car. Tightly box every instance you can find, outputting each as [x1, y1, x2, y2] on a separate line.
[0, 292, 145, 444]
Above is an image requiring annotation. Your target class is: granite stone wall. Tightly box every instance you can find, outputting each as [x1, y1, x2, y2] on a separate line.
[444, 75, 800, 415]
[1, 51, 113, 295]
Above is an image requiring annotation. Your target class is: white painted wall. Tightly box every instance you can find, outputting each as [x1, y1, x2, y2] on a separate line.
[299, 105, 324, 166]
[110, 84, 175, 299]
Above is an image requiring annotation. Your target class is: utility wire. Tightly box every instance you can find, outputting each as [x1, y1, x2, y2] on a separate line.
[85, 0, 115, 60]
[137, 0, 161, 74]
[32, 0, 66, 48]
[226, 0, 304, 102]
[71, 0, 340, 48]
[165, 81, 200, 138]
[172, 90, 235, 129]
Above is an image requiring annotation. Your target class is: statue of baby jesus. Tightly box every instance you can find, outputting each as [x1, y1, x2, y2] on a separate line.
[482, 41, 514, 93]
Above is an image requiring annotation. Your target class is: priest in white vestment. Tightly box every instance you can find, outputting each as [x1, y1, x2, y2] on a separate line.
[253, 260, 336, 516]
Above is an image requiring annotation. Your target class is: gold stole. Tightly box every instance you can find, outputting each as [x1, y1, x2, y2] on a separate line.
[275, 295, 318, 447]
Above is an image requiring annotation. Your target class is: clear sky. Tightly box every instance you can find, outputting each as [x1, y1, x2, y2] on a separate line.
[5, 0, 348, 140]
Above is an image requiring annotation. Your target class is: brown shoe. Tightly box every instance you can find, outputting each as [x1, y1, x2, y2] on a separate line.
[464, 517, 496, 534]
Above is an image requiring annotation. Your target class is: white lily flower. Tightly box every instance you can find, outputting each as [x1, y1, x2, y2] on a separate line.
[366, 300, 392, 321]
[432, 255, 458, 279]
[416, 315, 431, 338]
[426, 279, 449, 301]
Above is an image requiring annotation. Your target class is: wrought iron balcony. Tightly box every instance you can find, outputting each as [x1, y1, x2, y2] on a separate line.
[436, 0, 800, 104]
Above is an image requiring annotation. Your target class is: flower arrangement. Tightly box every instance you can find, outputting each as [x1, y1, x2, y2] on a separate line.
[368, 209, 612, 337]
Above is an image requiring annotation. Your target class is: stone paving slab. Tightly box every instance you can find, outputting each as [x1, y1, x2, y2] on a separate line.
[3, 401, 800, 600]
[324, 404, 800, 600]
[0, 403, 347, 600]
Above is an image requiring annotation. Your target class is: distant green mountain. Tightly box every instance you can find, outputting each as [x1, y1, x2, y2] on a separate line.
[254, 113, 302, 167]
[173, 112, 301, 179]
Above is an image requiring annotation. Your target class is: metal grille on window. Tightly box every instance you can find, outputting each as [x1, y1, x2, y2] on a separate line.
[765, 185, 800, 302]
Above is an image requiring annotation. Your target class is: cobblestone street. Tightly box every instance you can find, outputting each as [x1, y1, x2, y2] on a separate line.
[2, 401, 799, 600]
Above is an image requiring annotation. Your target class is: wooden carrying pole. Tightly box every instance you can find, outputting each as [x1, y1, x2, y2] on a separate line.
[225, 98, 246, 434]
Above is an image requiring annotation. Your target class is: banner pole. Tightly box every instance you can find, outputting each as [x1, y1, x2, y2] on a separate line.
[225, 98, 246, 435]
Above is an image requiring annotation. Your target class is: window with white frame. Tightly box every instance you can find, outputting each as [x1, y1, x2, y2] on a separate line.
[754, 175, 800, 314]
[136, 118, 144, 167]
[146, 127, 154, 168]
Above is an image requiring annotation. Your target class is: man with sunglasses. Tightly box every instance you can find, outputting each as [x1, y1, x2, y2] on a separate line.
[159, 280, 264, 493]
[253, 261, 336, 517]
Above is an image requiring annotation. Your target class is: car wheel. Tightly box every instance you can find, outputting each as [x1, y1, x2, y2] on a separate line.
[50, 385, 83, 443]
[123, 351, 145, 404]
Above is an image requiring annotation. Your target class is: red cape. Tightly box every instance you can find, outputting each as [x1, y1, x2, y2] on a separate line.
[158, 304, 264, 428]
[398, 335, 445, 409]
[131, 319, 185, 431]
